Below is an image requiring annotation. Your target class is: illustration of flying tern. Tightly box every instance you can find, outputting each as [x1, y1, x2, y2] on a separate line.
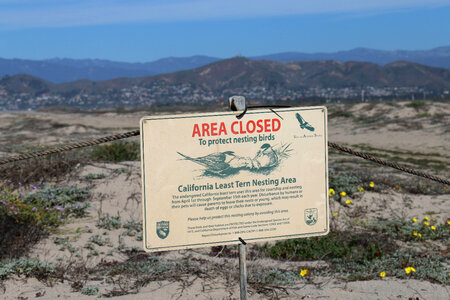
[296, 113, 315, 132]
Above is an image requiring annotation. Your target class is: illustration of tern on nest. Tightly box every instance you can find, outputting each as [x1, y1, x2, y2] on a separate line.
[177, 143, 292, 178]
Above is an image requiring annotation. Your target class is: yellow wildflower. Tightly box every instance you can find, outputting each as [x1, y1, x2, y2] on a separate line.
[329, 188, 335, 197]
[340, 191, 346, 197]
[413, 232, 418, 236]
[418, 233, 422, 238]
[431, 226, 436, 230]
[412, 218, 417, 223]
[423, 217, 429, 221]
[369, 181, 375, 188]
[405, 267, 416, 274]
[300, 269, 308, 277]
[333, 212, 339, 217]
[358, 187, 364, 192]
[379, 271, 386, 278]
[424, 222, 429, 227]
[345, 199, 353, 205]
[447, 221, 450, 226]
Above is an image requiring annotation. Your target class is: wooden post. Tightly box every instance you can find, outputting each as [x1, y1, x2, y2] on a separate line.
[239, 242, 248, 300]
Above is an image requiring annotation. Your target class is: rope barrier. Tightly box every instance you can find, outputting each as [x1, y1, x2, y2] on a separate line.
[0, 129, 448, 185]
[0, 130, 140, 165]
[327, 142, 450, 185]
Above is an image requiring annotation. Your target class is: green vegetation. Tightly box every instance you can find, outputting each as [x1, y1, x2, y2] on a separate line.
[97, 214, 122, 230]
[0, 258, 56, 279]
[329, 144, 449, 188]
[354, 113, 390, 126]
[0, 184, 90, 227]
[53, 237, 78, 253]
[249, 269, 299, 286]
[123, 219, 142, 237]
[349, 144, 448, 159]
[330, 250, 448, 283]
[113, 168, 128, 175]
[328, 171, 363, 197]
[261, 232, 385, 261]
[91, 141, 139, 162]
[260, 217, 450, 284]
[0, 184, 90, 258]
[88, 234, 112, 247]
[85, 173, 107, 180]
[416, 112, 432, 118]
[0, 151, 84, 187]
[328, 110, 353, 119]
[361, 218, 449, 242]
[102, 256, 174, 277]
[406, 101, 427, 109]
[81, 285, 99, 296]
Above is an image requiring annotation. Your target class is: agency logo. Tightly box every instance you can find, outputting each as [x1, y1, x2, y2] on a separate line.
[295, 113, 315, 132]
[156, 221, 170, 239]
[304, 208, 318, 226]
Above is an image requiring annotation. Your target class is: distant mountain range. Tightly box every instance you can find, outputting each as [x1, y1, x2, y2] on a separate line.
[0, 55, 219, 83]
[0, 46, 449, 83]
[128, 58, 450, 91]
[1, 58, 449, 110]
[252, 46, 450, 67]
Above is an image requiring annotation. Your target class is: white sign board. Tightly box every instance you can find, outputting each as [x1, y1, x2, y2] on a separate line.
[140, 107, 329, 252]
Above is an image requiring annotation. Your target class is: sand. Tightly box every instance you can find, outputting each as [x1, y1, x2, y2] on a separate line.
[0, 101, 449, 299]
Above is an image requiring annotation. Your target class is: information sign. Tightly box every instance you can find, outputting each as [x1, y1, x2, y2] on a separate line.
[140, 107, 329, 252]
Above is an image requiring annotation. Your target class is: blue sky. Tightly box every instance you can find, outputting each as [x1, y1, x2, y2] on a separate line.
[0, 0, 449, 62]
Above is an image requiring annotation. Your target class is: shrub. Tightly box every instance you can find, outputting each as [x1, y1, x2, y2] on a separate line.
[97, 215, 122, 230]
[85, 173, 107, 180]
[123, 219, 141, 231]
[22, 186, 91, 224]
[260, 231, 387, 262]
[330, 250, 449, 284]
[0, 151, 84, 187]
[81, 285, 99, 296]
[249, 269, 299, 286]
[0, 183, 90, 259]
[88, 234, 111, 246]
[329, 110, 353, 119]
[329, 171, 362, 197]
[362, 218, 450, 241]
[406, 101, 427, 109]
[91, 141, 139, 162]
[0, 258, 56, 280]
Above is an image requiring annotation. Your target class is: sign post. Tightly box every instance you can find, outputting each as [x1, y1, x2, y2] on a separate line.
[239, 240, 248, 300]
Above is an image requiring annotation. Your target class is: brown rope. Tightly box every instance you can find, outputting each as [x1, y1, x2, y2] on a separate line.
[328, 142, 449, 185]
[0, 129, 448, 185]
[0, 130, 140, 165]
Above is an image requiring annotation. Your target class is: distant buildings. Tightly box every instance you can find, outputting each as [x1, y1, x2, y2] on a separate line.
[0, 83, 448, 111]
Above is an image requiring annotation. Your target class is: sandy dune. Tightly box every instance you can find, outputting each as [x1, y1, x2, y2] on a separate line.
[0, 101, 449, 299]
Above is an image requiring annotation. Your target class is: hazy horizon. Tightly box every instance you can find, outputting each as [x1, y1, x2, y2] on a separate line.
[0, 45, 449, 64]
